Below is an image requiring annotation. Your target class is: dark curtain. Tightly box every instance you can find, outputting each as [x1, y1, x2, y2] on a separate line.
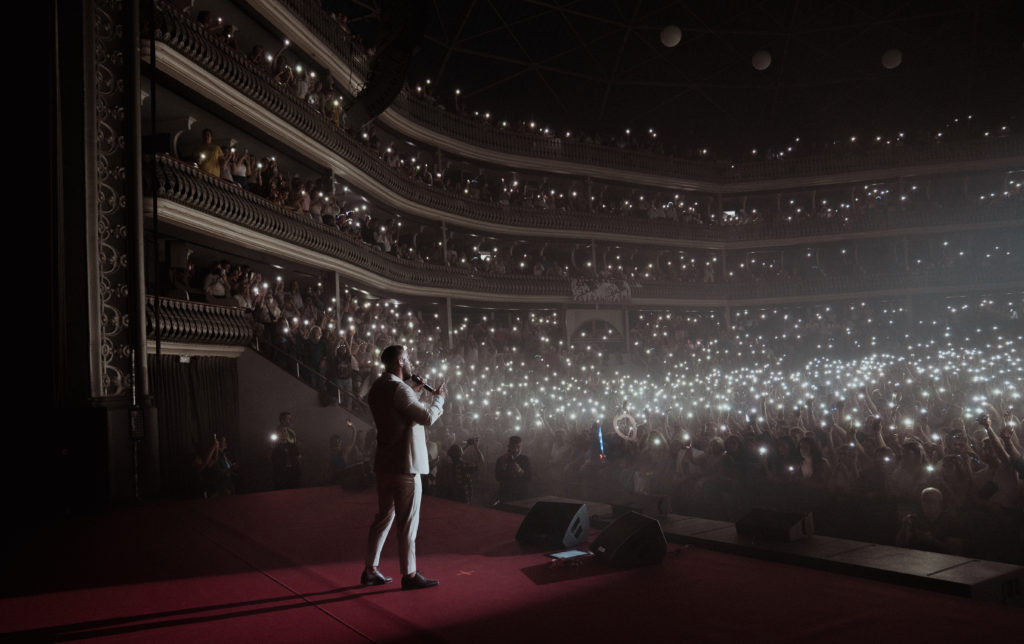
[148, 355, 238, 496]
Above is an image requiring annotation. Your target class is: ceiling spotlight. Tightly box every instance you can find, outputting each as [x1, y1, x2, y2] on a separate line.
[660, 24, 682, 48]
[752, 50, 771, 71]
[881, 48, 903, 69]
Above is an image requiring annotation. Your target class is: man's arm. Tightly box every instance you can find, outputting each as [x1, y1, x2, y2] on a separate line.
[494, 453, 516, 482]
[393, 380, 446, 426]
[519, 455, 532, 480]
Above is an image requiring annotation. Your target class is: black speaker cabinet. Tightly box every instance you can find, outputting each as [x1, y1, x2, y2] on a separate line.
[592, 511, 667, 566]
[516, 501, 590, 548]
[735, 508, 814, 542]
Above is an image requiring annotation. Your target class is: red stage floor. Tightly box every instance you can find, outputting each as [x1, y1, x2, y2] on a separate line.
[1, 487, 1019, 642]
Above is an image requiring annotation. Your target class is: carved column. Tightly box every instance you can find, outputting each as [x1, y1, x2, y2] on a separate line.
[88, 0, 148, 402]
[56, 0, 153, 501]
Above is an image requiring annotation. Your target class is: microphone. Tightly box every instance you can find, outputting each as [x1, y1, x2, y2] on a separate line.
[407, 374, 436, 393]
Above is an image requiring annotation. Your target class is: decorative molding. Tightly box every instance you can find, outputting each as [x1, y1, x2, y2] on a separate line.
[146, 341, 247, 358]
[94, 0, 134, 397]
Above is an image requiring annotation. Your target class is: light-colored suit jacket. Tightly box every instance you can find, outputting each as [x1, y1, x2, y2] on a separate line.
[369, 373, 444, 475]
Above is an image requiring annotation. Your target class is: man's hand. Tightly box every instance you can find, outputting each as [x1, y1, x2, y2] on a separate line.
[435, 380, 448, 398]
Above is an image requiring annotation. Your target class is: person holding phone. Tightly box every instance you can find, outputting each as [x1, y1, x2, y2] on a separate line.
[972, 414, 1018, 510]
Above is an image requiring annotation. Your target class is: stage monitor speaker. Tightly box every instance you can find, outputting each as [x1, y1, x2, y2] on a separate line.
[516, 501, 589, 548]
[592, 511, 666, 566]
[735, 508, 814, 542]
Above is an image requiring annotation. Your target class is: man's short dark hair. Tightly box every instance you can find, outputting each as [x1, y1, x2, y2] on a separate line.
[508, 435, 522, 446]
[380, 345, 405, 366]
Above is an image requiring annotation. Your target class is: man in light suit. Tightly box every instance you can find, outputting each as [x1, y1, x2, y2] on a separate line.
[362, 345, 447, 590]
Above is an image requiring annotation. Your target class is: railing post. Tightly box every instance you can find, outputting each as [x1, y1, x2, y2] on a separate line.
[334, 271, 342, 334]
[441, 221, 449, 266]
[444, 296, 453, 350]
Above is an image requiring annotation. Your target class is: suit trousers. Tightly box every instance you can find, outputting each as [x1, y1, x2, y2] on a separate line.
[365, 472, 421, 575]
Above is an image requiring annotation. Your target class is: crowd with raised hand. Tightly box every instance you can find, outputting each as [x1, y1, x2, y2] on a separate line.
[411, 297, 1022, 563]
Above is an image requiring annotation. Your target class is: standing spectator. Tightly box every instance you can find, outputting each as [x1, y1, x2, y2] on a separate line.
[329, 433, 346, 485]
[440, 443, 473, 503]
[306, 326, 327, 383]
[495, 435, 532, 503]
[196, 128, 223, 177]
[331, 343, 356, 409]
[895, 487, 966, 554]
[271, 412, 302, 489]
[207, 434, 238, 496]
[460, 435, 485, 501]
[231, 150, 255, 188]
[202, 261, 232, 304]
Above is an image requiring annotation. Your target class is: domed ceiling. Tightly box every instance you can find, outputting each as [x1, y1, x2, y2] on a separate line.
[335, 0, 1022, 154]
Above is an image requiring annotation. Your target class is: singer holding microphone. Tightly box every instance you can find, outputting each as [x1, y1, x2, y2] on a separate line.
[362, 345, 447, 590]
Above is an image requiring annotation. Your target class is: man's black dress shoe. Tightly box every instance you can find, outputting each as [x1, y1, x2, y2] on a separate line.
[401, 572, 439, 590]
[361, 569, 393, 586]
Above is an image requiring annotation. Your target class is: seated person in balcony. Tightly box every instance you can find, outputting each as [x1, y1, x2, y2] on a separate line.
[272, 55, 294, 89]
[196, 128, 223, 177]
[167, 265, 192, 300]
[202, 261, 232, 305]
[195, 10, 218, 33]
[248, 44, 270, 74]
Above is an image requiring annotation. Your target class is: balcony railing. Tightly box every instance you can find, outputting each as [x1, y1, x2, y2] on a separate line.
[146, 155, 1024, 303]
[147, 3, 1022, 246]
[146, 294, 373, 418]
[145, 155, 570, 298]
[280, 0, 1024, 183]
[146, 295, 255, 345]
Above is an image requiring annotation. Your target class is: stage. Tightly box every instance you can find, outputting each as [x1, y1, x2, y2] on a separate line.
[1, 486, 1019, 642]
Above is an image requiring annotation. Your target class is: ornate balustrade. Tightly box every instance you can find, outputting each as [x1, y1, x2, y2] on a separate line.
[145, 155, 570, 298]
[279, 0, 1024, 183]
[146, 295, 255, 345]
[147, 3, 1022, 247]
[146, 293, 374, 417]
[146, 156, 1024, 303]
[277, 0, 370, 80]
